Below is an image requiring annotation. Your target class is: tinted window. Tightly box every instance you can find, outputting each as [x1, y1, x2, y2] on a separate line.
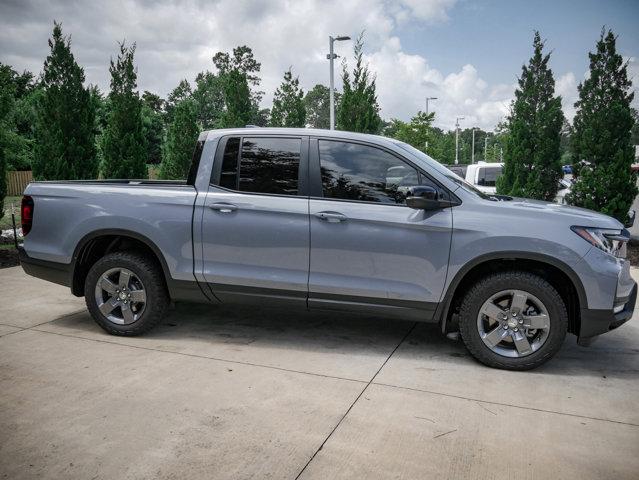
[478, 166, 502, 186]
[186, 139, 205, 185]
[220, 137, 240, 189]
[319, 140, 420, 204]
[216, 137, 301, 195]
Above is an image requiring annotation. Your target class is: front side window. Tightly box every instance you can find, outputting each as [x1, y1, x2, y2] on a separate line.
[318, 140, 420, 204]
[217, 137, 301, 195]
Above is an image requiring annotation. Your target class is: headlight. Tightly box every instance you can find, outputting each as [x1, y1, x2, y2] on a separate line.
[571, 226, 629, 258]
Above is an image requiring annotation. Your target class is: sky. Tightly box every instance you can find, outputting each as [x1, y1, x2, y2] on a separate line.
[1, 0, 637, 131]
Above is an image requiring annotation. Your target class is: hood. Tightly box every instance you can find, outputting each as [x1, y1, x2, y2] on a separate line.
[496, 197, 624, 230]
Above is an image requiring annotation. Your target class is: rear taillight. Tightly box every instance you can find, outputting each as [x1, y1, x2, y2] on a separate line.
[21, 195, 34, 236]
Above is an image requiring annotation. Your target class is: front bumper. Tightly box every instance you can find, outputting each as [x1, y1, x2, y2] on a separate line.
[578, 282, 637, 345]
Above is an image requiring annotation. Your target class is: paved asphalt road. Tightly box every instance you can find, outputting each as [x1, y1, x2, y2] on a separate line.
[1, 265, 638, 479]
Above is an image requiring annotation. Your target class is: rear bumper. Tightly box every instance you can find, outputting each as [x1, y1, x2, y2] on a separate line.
[18, 245, 71, 287]
[578, 283, 636, 345]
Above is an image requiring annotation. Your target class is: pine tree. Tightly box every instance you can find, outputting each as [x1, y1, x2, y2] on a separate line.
[270, 69, 306, 127]
[220, 69, 253, 128]
[101, 41, 147, 179]
[567, 29, 636, 222]
[388, 111, 434, 153]
[213, 46, 263, 128]
[496, 32, 563, 200]
[304, 84, 338, 129]
[192, 71, 225, 129]
[159, 98, 198, 180]
[165, 79, 191, 125]
[33, 22, 97, 180]
[336, 33, 382, 134]
[141, 91, 165, 165]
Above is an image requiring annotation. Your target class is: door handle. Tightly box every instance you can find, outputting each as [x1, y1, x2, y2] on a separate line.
[315, 211, 347, 223]
[209, 203, 238, 213]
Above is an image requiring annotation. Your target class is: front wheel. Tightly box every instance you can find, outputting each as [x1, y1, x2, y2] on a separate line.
[458, 271, 567, 370]
[84, 251, 169, 336]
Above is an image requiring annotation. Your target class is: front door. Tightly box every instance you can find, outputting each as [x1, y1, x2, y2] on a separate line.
[308, 138, 452, 319]
[201, 135, 310, 306]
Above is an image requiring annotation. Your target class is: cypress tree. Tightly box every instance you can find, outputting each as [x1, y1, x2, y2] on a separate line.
[567, 30, 636, 222]
[270, 69, 306, 127]
[159, 98, 198, 180]
[496, 32, 563, 200]
[101, 42, 147, 179]
[33, 22, 97, 180]
[336, 33, 382, 134]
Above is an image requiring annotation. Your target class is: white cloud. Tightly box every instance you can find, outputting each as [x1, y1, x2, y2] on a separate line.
[0, 0, 518, 130]
[366, 39, 512, 129]
[555, 72, 578, 122]
[626, 56, 639, 110]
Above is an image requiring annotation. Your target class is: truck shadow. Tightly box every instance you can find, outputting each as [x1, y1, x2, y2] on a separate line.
[45, 302, 639, 381]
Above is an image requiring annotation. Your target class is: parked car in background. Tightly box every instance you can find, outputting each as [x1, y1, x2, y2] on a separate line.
[555, 177, 573, 205]
[444, 164, 468, 180]
[445, 162, 572, 204]
[18, 128, 635, 370]
[464, 161, 503, 195]
[562, 164, 573, 174]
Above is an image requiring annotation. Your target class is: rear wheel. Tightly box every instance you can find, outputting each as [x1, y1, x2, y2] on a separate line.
[458, 271, 567, 370]
[84, 251, 169, 336]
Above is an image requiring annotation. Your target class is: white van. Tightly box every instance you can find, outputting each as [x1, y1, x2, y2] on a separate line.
[465, 162, 503, 194]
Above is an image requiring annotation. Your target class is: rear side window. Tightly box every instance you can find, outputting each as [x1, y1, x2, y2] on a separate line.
[318, 140, 421, 204]
[186, 139, 205, 185]
[478, 166, 502, 186]
[216, 137, 301, 195]
[219, 137, 240, 189]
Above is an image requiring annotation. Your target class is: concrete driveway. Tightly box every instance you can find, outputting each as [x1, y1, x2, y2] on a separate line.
[1, 265, 638, 479]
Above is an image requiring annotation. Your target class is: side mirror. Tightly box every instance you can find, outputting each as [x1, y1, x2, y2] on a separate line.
[406, 186, 458, 210]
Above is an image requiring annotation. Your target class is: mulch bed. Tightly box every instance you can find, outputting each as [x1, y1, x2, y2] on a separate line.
[627, 241, 639, 267]
[0, 248, 19, 269]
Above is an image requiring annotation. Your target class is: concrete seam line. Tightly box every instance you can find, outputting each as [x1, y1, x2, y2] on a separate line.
[294, 322, 417, 480]
[372, 382, 639, 428]
[27, 309, 87, 329]
[28, 327, 368, 384]
[0, 327, 27, 339]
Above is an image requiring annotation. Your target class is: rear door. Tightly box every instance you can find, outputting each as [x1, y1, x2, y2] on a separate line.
[307, 138, 452, 319]
[201, 135, 310, 306]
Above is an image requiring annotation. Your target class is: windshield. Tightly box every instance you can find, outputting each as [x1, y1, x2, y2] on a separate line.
[393, 141, 494, 200]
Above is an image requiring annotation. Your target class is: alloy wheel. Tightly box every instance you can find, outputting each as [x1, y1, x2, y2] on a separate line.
[476, 289, 551, 358]
[94, 267, 147, 325]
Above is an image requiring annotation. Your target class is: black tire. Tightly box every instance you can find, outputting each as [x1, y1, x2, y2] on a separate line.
[458, 271, 567, 370]
[84, 251, 169, 336]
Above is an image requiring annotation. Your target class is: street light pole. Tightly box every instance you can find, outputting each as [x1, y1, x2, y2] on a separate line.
[471, 127, 476, 163]
[425, 97, 437, 115]
[455, 116, 464, 165]
[328, 35, 351, 130]
[484, 134, 488, 160]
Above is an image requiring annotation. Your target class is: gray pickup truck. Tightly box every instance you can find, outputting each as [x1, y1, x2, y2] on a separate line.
[18, 128, 636, 370]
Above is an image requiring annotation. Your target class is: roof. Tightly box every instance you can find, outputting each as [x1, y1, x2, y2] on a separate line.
[203, 127, 397, 146]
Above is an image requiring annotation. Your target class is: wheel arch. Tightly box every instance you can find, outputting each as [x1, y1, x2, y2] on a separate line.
[437, 251, 586, 336]
[70, 229, 172, 297]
